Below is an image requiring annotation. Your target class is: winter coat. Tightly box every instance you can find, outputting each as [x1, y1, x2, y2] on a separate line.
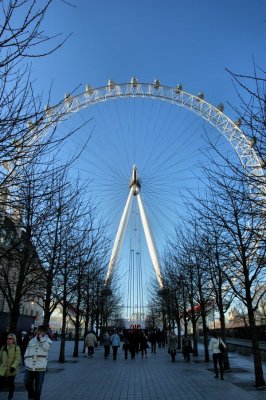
[85, 333, 98, 347]
[208, 337, 226, 354]
[24, 335, 52, 371]
[169, 334, 178, 352]
[139, 335, 148, 350]
[102, 333, 111, 347]
[0, 344, 21, 377]
[110, 333, 120, 347]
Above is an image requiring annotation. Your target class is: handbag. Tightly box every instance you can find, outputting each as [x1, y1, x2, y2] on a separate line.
[218, 339, 225, 353]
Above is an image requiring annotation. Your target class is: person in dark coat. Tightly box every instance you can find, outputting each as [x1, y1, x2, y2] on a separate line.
[182, 334, 192, 362]
[18, 331, 29, 365]
[128, 333, 137, 359]
[139, 331, 148, 359]
[148, 330, 157, 354]
[102, 331, 111, 359]
[122, 334, 129, 360]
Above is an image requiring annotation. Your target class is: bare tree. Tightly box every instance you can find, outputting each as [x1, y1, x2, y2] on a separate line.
[0, 0, 72, 189]
[194, 163, 265, 387]
[226, 64, 266, 168]
[0, 159, 60, 331]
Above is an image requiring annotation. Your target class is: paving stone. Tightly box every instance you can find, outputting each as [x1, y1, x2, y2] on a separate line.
[3, 341, 265, 400]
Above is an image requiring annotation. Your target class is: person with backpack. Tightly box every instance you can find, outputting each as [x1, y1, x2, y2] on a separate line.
[0, 333, 21, 400]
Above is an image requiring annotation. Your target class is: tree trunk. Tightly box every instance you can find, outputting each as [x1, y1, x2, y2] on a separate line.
[58, 304, 67, 363]
[43, 292, 52, 327]
[248, 307, 265, 387]
[9, 303, 20, 333]
[191, 318, 198, 356]
[72, 323, 80, 358]
[175, 312, 182, 349]
[201, 310, 209, 362]
[72, 295, 81, 358]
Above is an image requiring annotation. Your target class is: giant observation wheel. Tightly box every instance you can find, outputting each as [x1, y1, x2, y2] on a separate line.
[36, 78, 265, 323]
[44, 78, 264, 178]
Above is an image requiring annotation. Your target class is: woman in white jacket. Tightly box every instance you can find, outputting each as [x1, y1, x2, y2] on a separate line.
[208, 331, 226, 380]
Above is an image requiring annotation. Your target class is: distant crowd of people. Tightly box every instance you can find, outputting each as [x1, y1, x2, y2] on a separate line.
[0, 325, 226, 399]
[84, 328, 226, 380]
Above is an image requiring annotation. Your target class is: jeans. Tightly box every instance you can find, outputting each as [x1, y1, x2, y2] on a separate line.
[104, 345, 110, 359]
[112, 346, 118, 360]
[88, 346, 94, 357]
[213, 353, 224, 378]
[24, 370, 45, 400]
[151, 343, 156, 353]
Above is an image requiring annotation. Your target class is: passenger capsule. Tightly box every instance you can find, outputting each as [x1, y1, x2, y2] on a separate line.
[234, 118, 242, 128]
[85, 84, 93, 95]
[260, 158, 266, 168]
[197, 92, 204, 101]
[153, 79, 160, 89]
[248, 136, 256, 148]
[217, 103, 224, 112]
[108, 80, 115, 89]
[64, 93, 71, 105]
[175, 84, 183, 94]
[131, 77, 138, 87]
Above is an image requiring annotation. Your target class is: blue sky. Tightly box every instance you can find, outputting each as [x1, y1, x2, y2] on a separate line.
[25, 0, 266, 314]
[33, 0, 265, 110]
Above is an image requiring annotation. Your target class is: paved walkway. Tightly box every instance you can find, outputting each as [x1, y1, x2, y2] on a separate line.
[1, 341, 266, 400]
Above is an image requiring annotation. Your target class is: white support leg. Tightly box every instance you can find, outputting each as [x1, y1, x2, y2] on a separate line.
[105, 187, 134, 284]
[137, 193, 163, 288]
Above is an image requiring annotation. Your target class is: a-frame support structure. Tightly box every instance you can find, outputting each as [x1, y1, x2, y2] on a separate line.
[105, 165, 163, 288]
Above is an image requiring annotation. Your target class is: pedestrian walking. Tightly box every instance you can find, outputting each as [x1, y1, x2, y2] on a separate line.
[122, 334, 130, 360]
[128, 332, 137, 359]
[24, 325, 52, 400]
[139, 331, 149, 359]
[110, 330, 120, 361]
[168, 331, 178, 362]
[102, 331, 111, 359]
[0, 333, 21, 400]
[18, 331, 29, 365]
[85, 331, 98, 358]
[148, 330, 157, 354]
[182, 334, 192, 362]
[208, 331, 226, 380]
